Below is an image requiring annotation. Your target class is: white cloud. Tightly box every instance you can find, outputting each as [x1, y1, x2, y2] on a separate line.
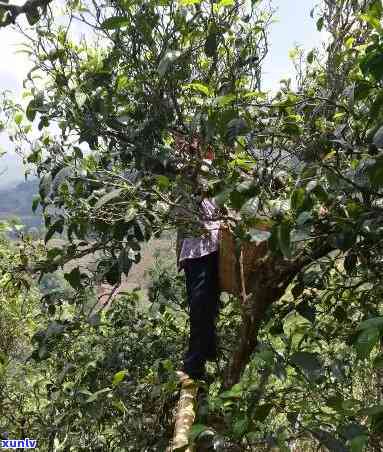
[262, 0, 325, 92]
[0, 23, 34, 94]
[0, 19, 34, 187]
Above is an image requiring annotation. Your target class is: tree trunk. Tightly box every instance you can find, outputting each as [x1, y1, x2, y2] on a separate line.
[223, 254, 304, 389]
[370, 338, 383, 451]
[169, 371, 198, 452]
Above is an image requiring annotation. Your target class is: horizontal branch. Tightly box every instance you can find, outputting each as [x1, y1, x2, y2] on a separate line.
[0, 0, 53, 28]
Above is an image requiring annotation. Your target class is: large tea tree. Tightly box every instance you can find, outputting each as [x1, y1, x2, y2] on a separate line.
[9, 0, 271, 375]
[5, 0, 383, 449]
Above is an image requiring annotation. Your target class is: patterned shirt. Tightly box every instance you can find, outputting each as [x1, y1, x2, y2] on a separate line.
[177, 198, 221, 271]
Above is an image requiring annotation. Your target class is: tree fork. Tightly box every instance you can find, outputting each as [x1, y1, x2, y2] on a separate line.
[223, 244, 332, 389]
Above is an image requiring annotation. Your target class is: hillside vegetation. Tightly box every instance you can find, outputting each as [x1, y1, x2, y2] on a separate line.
[0, 179, 42, 228]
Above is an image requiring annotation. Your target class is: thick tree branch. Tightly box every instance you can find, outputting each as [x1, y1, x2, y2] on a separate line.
[223, 239, 335, 388]
[0, 0, 53, 28]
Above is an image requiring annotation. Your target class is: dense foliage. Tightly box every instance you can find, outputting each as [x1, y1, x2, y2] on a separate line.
[2, 0, 383, 450]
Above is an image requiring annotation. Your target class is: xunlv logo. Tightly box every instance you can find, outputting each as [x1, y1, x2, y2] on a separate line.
[1, 439, 37, 449]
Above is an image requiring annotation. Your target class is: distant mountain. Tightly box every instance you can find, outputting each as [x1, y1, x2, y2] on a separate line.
[0, 150, 25, 189]
[0, 179, 43, 229]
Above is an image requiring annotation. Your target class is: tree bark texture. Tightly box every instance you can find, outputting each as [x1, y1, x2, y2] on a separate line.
[169, 371, 198, 452]
[223, 242, 333, 389]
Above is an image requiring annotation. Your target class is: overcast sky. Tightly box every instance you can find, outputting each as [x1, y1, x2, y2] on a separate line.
[0, 0, 322, 188]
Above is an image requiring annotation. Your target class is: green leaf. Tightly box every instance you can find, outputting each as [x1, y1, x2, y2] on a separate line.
[254, 349, 274, 366]
[226, 118, 248, 145]
[218, 0, 234, 7]
[316, 17, 324, 31]
[112, 370, 128, 386]
[118, 247, 133, 276]
[112, 400, 126, 414]
[355, 327, 380, 358]
[45, 218, 64, 243]
[0, 221, 11, 233]
[270, 199, 290, 217]
[278, 222, 292, 258]
[0, 6, 7, 24]
[236, 180, 253, 193]
[307, 50, 314, 64]
[240, 196, 259, 219]
[26, 6, 40, 25]
[360, 13, 382, 30]
[180, 0, 202, 5]
[297, 301, 316, 325]
[358, 317, 383, 331]
[14, 112, 23, 125]
[101, 16, 130, 29]
[344, 253, 357, 275]
[214, 94, 236, 106]
[373, 126, 383, 148]
[291, 282, 304, 300]
[291, 188, 305, 211]
[94, 189, 123, 209]
[220, 384, 243, 399]
[358, 405, 383, 416]
[47, 247, 63, 260]
[184, 82, 211, 96]
[213, 188, 231, 207]
[39, 173, 52, 199]
[296, 211, 312, 226]
[88, 313, 100, 327]
[155, 175, 170, 189]
[204, 32, 218, 57]
[32, 195, 40, 213]
[373, 354, 383, 369]
[188, 424, 208, 442]
[367, 159, 383, 186]
[332, 231, 356, 251]
[27, 149, 41, 164]
[0, 351, 7, 366]
[253, 403, 272, 422]
[313, 429, 348, 452]
[290, 351, 323, 380]
[75, 90, 87, 108]
[37, 343, 49, 360]
[46, 321, 65, 337]
[350, 435, 368, 452]
[360, 50, 383, 81]
[52, 166, 73, 192]
[64, 267, 82, 290]
[26, 99, 37, 122]
[232, 417, 248, 438]
[124, 207, 137, 222]
[86, 387, 112, 403]
[13, 223, 24, 232]
[341, 423, 367, 441]
[242, 90, 266, 100]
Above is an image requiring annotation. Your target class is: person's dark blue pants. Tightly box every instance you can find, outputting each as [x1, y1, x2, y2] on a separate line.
[182, 251, 220, 379]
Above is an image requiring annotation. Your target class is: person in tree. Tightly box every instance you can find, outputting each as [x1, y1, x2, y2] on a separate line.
[173, 133, 222, 381]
